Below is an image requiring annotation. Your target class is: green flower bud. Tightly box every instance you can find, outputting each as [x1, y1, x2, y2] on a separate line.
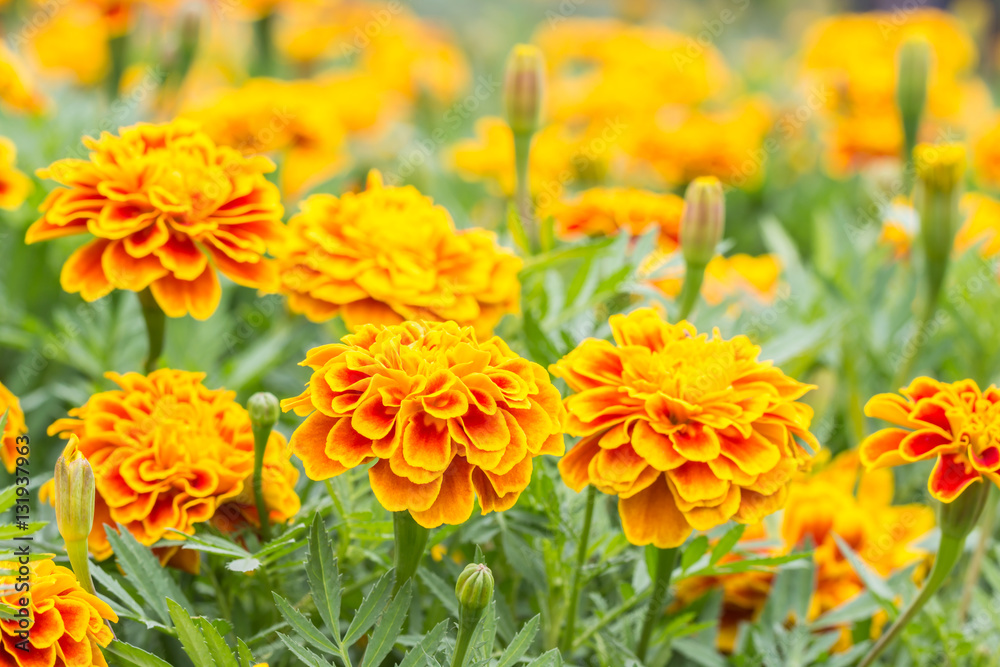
[248, 392, 280, 432]
[680, 176, 725, 268]
[896, 37, 930, 161]
[54, 436, 95, 545]
[504, 44, 545, 137]
[938, 479, 990, 541]
[455, 563, 494, 614]
[913, 142, 965, 307]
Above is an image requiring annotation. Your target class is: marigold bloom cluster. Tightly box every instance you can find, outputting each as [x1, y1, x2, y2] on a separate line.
[274, 170, 521, 338]
[282, 320, 566, 528]
[0, 380, 28, 474]
[25, 120, 285, 320]
[860, 377, 1000, 502]
[47, 369, 300, 559]
[0, 558, 118, 666]
[554, 308, 819, 548]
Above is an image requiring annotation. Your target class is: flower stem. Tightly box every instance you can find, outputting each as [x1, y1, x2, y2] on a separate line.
[106, 32, 128, 100]
[66, 539, 96, 596]
[513, 132, 535, 252]
[451, 607, 480, 667]
[251, 12, 275, 77]
[677, 264, 706, 321]
[959, 485, 997, 622]
[393, 511, 429, 593]
[560, 486, 597, 654]
[138, 288, 165, 374]
[250, 423, 273, 543]
[636, 546, 679, 662]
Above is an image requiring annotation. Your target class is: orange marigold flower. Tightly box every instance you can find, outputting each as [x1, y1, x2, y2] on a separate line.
[860, 377, 1000, 502]
[47, 369, 271, 560]
[651, 254, 783, 309]
[25, 120, 284, 320]
[274, 170, 521, 338]
[214, 433, 302, 533]
[545, 187, 684, 250]
[281, 320, 566, 528]
[0, 558, 118, 666]
[0, 380, 28, 474]
[553, 308, 819, 548]
[0, 44, 46, 114]
[0, 137, 32, 211]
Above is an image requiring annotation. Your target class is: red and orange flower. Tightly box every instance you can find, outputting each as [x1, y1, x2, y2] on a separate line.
[282, 320, 565, 528]
[553, 308, 819, 548]
[47, 369, 298, 559]
[0, 558, 118, 666]
[0, 380, 28, 474]
[274, 170, 521, 338]
[860, 377, 1000, 502]
[545, 187, 685, 249]
[25, 120, 285, 320]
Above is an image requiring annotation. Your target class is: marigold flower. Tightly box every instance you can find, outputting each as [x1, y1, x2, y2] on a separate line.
[25, 120, 284, 320]
[281, 320, 565, 528]
[0, 558, 118, 667]
[973, 114, 1000, 189]
[0, 44, 46, 114]
[0, 380, 28, 474]
[880, 193, 1000, 261]
[545, 187, 684, 250]
[26, 2, 111, 85]
[651, 254, 783, 308]
[860, 377, 1000, 502]
[46, 369, 279, 559]
[0, 138, 32, 211]
[274, 170, 521, 338]
[553, 308, 819, 548]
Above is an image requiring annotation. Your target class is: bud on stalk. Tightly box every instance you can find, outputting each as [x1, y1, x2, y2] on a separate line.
[54, 437, 97, 596]
[248, 392, 280, 542]
[896, 37, 930, 167]
[503, 44, 545, 252]
[913, 143, 965, 311]
[677, 177, 726, 320]
[451, 563, 495, 667]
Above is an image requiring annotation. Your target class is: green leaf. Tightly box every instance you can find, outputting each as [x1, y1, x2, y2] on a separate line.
[0, 522, 46, 539]
[709, 524, 746, 565]
[681, 535, 710, 572]
[831, 534, 896, 610]
[306, 513, 342, 642]
[167, 530, 253, 559]
[495, 614, 539, 667]
[0, 483, 17, 514]
[106, 524, 191, 625]
[277, 631, 333, 667]
[343, 569, 395, 646]
[523, 648, 562, 666]
[396, 619, 448, 667]
[237, 639, 255, 667]
[166, 599, 216, 667]
[272, 592, 339, 655]
[103, 640, 174, 667]
[418, 569, 460, 619]
[197, 617, 240, 667]
[466, 599, 497, 666]
[671, 638, 727, 667]
[361, 579, 413, 667]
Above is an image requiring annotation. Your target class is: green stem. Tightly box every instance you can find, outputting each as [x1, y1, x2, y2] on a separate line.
[107, 33, 128, 100]
[251, 423, 273, 542]
[66, 540, 96, 596]
[636, 547, 679, 661]
[138, 288, 165, 374]
[572, 587, 651, 651]
[393, 511, 429, 593]
[677, 264, 706, 321]
[251, 12, 275, 77]
[959, 485, 998, 622]
[451, 607, 482, 667]
[560, 486, 597, 654]
[513, 131, 535, 252]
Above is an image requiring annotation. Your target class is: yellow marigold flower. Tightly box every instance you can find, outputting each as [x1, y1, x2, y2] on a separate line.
[281, 320, 566, 528]
[651, 254, 783, 308]
[0, 558, 118, 666]
[26, 2, 111, 85]
[214, 432, 302, 532]
[274, 170, 521, 338]
[973, 114, 1000, 189]
[553, 308, 819, 548]
[676, 451, 934, 652]
[0, 380, 28, 474]
[47, 369, 268, 560]
[0, 137, 32, 211]
[880, 193, 1000, 260]
[860, 377, 1000, 502]
[0, 44, 46, 114]
[25, 120, 284, 320]
[545, 187, 684, 250]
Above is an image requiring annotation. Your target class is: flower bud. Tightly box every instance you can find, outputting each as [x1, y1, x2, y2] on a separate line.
[937, 478, 989, 540]
[896, 37, 930, 158]
[54, 436, 95, 545]
[455, 563, 494, 614]
[914, 143, 966, 195]
[504, 44, 544, 137]
[913, 142, 965, 305]
[680, 176, 725, 268]
[248, 392, 280, 432]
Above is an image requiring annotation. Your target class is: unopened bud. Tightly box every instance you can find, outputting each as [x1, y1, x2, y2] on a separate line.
[896, 37, 930, 159]
[504, 45, 545, 136]
[455, 563, 494, 615]
[54, 436, 95, 544]
[248, 392, 280, 432]
[680, 176, 725, 268]
[914, 143, 966, 194]
[937, 479, 989, 540]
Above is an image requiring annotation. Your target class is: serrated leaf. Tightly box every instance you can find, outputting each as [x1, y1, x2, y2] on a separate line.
[103, 640, 174, 667]
[0, 522, 46, 539]
[418, 568, 460, 619]
[524, 648, 561, 666]
[106, 524, 191, 625]
[168, 530, 253, 559]
[681, 535, 710, 572]
[197, 617, 239, 667]
[495, 614, 539, 667]
[710, 524, 746, 565]
[306, 514, 342, 642]
[671, 637, 727, 667]
[278, 631, 333, 667]
[343, 569, 395, 646]
[465, 599, 496, 666]
[396, 619, 448, 667]
[237, 639, 255, 667]
[273, 592, 339, 655]
[166, 599, 216, 667]
[361, 579, 413, 667]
